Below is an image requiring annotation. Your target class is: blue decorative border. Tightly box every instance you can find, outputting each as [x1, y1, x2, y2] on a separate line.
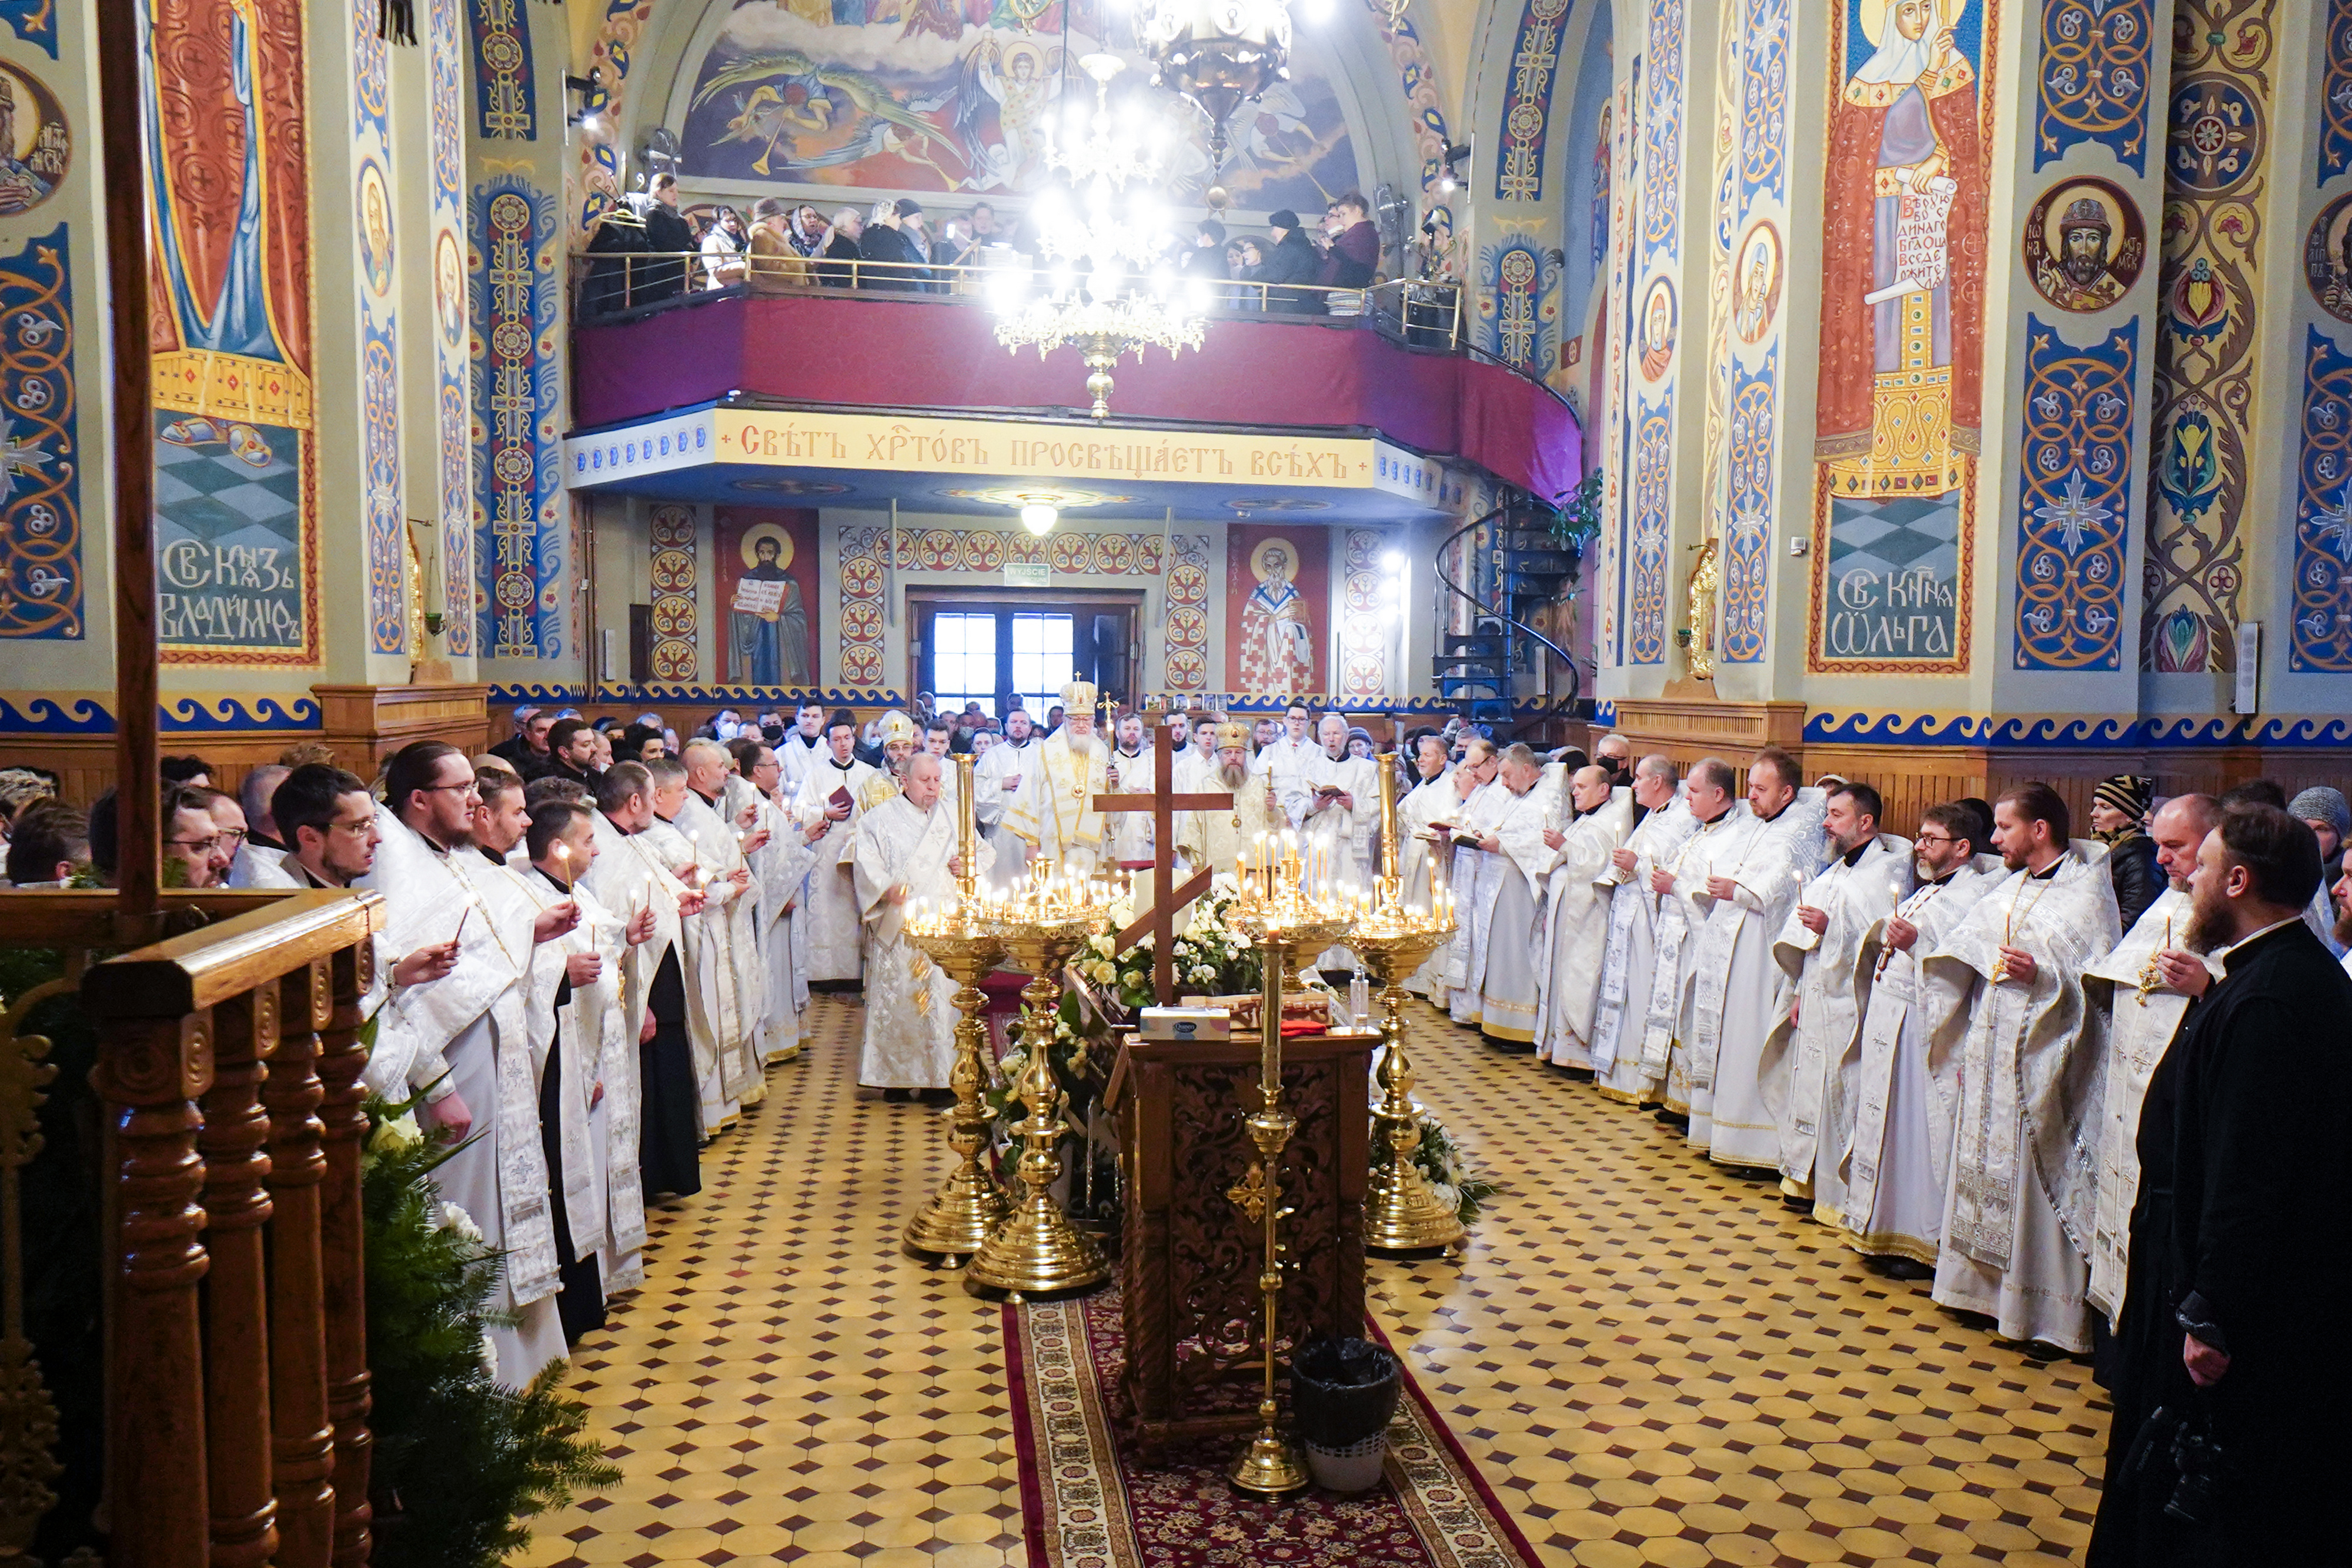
[1638, 0, 1685, 270]
[1738, 0, 1788, 209]
[2293, 326, 2352, 671]
[2033, 0, 2153, 173]
[486, 684, 1480, 718]
[0, 696, 325, 734]
[1805, 710, 2352, 751]
[0, 224, 80, 640]
[466, 0, 536, 139]
[1722, 350, 1776, 663]
[2323, 0, 2352, 185]
[2015, 317, 2136, 671]
[1494, 0, 1572, 203]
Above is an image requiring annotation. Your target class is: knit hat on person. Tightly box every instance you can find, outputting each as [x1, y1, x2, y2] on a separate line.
[2093, 774, 2154, 824]
[894, 198, 924, 218]
[2288, 785, 2351, 839]
[1267, 209, 1300, 232]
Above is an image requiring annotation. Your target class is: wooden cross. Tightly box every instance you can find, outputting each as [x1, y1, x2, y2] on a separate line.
[1092, 711, 1234, 1006]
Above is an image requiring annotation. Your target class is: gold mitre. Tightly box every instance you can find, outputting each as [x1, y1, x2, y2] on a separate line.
[1214, 721, 1252, 750]
[879, 710, 917, 745]
[1061, 673, 1097, 711]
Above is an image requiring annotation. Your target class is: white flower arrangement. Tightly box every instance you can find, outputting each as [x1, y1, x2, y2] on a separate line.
[434, 1201, 485, 1243]
[368, 1111, 422, 1156]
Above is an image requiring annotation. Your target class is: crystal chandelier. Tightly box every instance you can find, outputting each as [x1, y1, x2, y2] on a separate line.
[990, 55, 1205, 420]
[1138, 0, 1292, 206]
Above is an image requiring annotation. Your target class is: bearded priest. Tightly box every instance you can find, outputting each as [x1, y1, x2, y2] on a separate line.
[1395, 733, 1458, 997]
[1841, 801, 2000, 1272]
[854, 752, 990, 1099]
[1175, 722, 1281, 887]
[1922, 783, 2120, 1353]
[791, 710, 878, 986]
[1591, 756, 1696, 1104]
[1757, 781, 1912, 1216]
[1005, 677, 1111, 874]
[1532, 764, 1633, 1070]
[974, 707, 1039, 890]
[684, 739, 769, 1099]
[2082, 792, 2220, 1332]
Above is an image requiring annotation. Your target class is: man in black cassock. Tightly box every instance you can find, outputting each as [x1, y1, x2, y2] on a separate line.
[2089, 803, 2352, 1566]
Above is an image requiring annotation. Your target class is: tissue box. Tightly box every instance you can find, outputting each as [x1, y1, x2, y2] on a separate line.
[1140, 1007, 1231, 1041]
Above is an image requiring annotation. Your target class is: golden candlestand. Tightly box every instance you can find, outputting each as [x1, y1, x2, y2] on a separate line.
[963, 863, 1117, 1299]
[1353, 753, 1464, 1255]
[1223, 852, 1354, 1500]
[901, 754, 1014, 1263]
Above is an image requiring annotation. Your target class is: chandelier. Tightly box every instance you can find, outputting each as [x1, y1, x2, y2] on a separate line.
[990, 55, 1205, 420]
[1138, 0, 1292, 206]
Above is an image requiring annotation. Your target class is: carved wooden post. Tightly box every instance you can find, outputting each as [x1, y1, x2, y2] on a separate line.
[199, 988, 279, 1566]
[264, 965, 335, 1566]
[95, 1012, 213, 1568]
[315, 945, 374, 1565]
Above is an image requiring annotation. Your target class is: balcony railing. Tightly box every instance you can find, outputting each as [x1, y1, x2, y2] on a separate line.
[569, 250, 1466, 353]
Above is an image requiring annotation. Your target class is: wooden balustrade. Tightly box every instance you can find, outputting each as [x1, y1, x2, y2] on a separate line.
[2, 888, 385, 1565]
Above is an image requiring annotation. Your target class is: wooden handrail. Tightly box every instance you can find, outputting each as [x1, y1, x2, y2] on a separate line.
[81, 891, 383, 1018]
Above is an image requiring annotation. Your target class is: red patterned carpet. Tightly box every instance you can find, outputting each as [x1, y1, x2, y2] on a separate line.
[1005, 1287, 1545, 1568]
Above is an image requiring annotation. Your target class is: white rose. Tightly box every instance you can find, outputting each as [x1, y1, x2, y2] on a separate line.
[435, 1201, 483, 1243]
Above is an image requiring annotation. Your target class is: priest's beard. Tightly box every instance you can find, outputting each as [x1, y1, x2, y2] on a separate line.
[1217, 762, 1250, 791]
[2335, 900, 2352, 951]
[2181, 880, 2235, 955]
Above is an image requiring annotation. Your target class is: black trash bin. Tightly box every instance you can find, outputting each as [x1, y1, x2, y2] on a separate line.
[1291, 1337, 1402, 1492]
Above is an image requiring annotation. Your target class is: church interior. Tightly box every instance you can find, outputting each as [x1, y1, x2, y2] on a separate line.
[5, 0, 2350, 1560]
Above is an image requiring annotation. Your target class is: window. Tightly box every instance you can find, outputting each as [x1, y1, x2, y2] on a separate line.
[1008, 612, 1074, 717]
[931, 612, 998, 713]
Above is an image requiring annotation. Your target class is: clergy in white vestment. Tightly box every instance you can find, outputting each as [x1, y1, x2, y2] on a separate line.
[1533, 767, 1633, 1069]
[1644, 760, 1750, 1120]
[1106, 710, 1155, 867]
[774, 700, 830, 801]
[1842, 805, 2002, 1268]
[361, 741, 578, 1387]
[1462, 745, 1559, 1046]
[499, 798, 637, 1344]
[1920, 785, 2122, 1352]
[1295, 714, 1380, 889]
[224, 764, 296, 888]
[1591, 757, 1696, 1104]
[527, 798, 657, 1305]
[271, 767, 421, 1098]
[1673, 752, 1824, 1166]
[973, 708, 1039, 890]
[1172, 723, 1274, 888]
[1252, 705, 1319, 824]
[1395, 734, 1458, 995]
[1167, 714, 1220, 870]
[726, 741, 818, 1064]
[2082, 793, 2222, 1328]
[684, 740, 770, 1099]
[853, 753, 991, 1094]
[1436, 740, 1506, 1022]
[1757, 781, 1912, 1212]
[790, 711, 880, 983]
[1004, 678, 1111, 874]
[643, 757, 747, 1135]
[582, 761, 710, 1209]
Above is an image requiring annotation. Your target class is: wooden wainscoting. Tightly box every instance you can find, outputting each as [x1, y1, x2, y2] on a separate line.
[0, 683, 493, 802]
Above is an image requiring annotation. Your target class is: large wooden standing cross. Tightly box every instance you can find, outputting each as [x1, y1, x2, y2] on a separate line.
[1092, 713, 1234, 1005]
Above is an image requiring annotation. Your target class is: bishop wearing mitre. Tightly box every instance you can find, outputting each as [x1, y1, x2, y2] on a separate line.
[1921, 784, 2120, 1353]
[1589, 757, 1695, 1105]
[854, 752, 990, 1098]
[1174, 721, 1273, 881]
[1532, 765, 1632, 1070]
[1842, 801, 2001, 1269]
[1005, 677, 1110, 874]
[791, 710, 879, 985]
[1757, 781, 1912, 1215]
[2082, 793, 2219, 1330]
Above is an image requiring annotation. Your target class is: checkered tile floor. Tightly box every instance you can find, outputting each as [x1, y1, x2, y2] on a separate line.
[513, 997, 2107, 1567]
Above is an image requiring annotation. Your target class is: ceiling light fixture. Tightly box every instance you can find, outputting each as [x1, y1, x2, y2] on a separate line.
[1018, 501, 1061, 537]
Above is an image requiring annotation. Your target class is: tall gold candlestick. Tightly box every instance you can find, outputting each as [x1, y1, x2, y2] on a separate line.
[903, 753, 1011, 1262]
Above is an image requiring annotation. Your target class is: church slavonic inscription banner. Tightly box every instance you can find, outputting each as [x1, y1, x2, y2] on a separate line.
[1808, 0, 1995, 676]
[146, 0, 319, 665]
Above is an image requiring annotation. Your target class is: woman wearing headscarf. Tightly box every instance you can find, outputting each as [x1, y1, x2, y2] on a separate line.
[2090, 774, 2160, 932]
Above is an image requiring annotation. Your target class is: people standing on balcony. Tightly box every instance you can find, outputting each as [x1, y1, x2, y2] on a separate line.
[1317, 192, 1381, 290]
[857, 199, 930, 292]
[1228, 238, 1265, 309]
[700, 205, 748, 290]
[582, 201, 650, 317]
[1261, 210, 1322, 314]
[1181, 218, 1228, 290]
[747, 200, 812, 295]
[639, 175, 695, 305]
[819, 206, 864, 287]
